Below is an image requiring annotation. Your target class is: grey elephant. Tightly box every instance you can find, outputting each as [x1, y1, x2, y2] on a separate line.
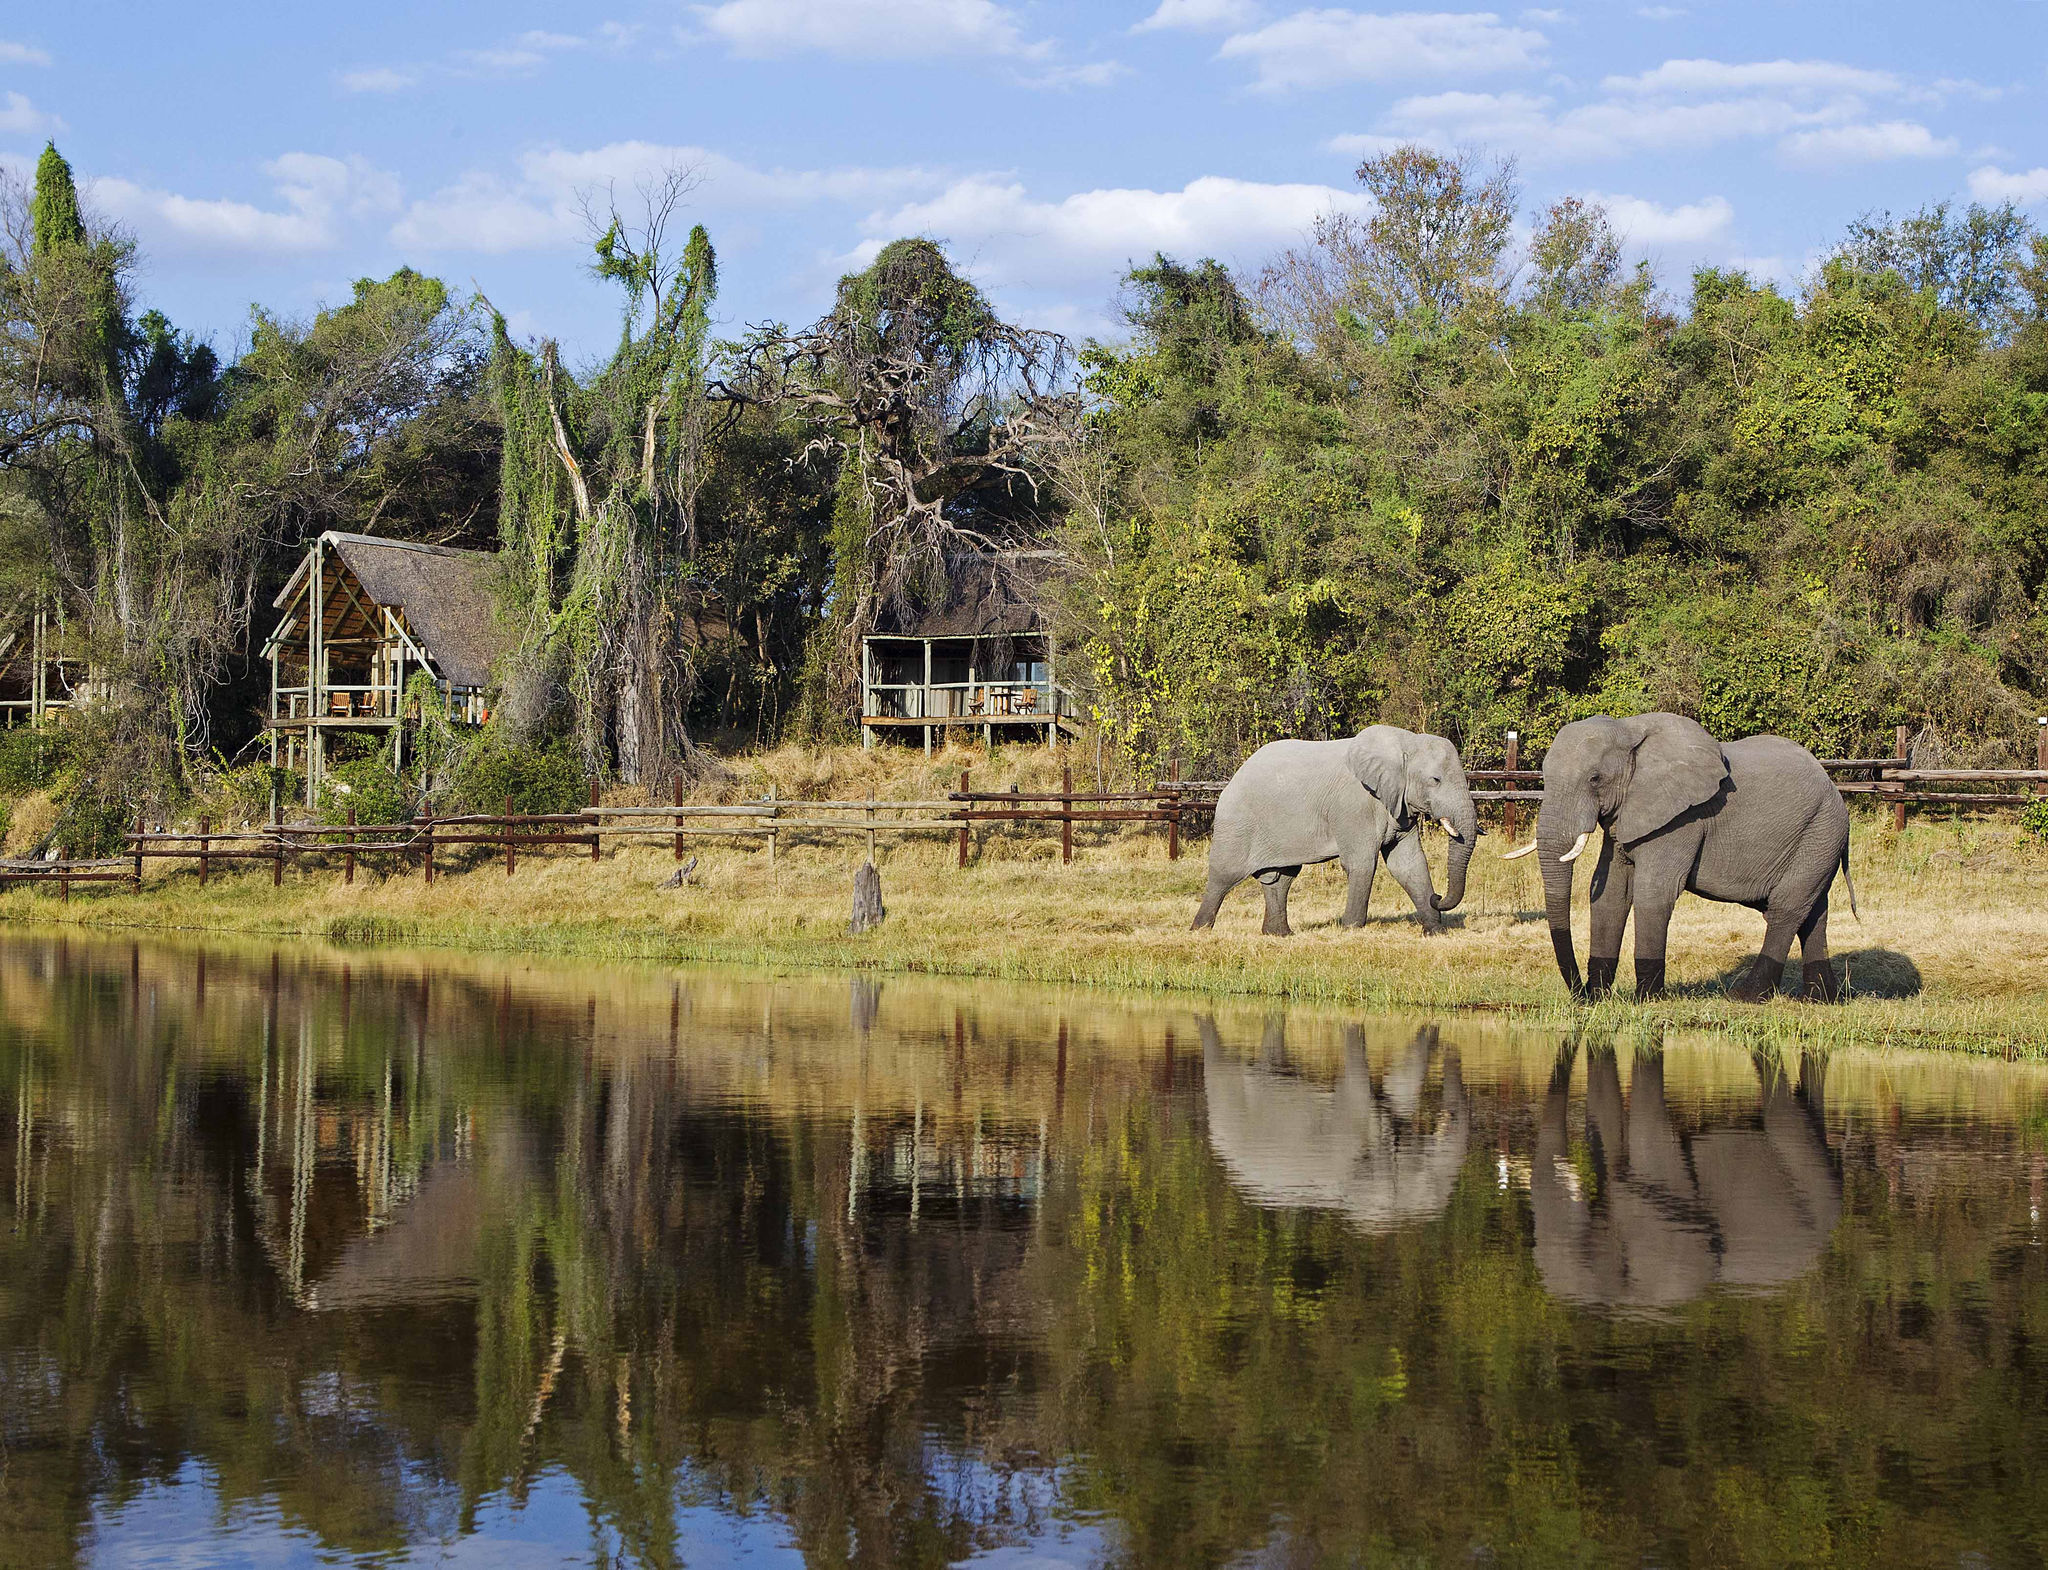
[1193, 726, 1478, 936]
[1202, 1019, 1470, 1234]
[1531, 1046, 1841, 1311]
[1505, 713, 1854, 1001]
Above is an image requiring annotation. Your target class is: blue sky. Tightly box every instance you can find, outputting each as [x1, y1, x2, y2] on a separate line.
[3, 1, 2044, 364]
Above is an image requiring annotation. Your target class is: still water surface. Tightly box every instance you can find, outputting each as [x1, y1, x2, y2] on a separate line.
[1, 934, 2045, 1568]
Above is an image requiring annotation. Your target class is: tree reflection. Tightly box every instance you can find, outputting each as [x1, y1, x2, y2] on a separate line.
[0, 939, 2045, 1568]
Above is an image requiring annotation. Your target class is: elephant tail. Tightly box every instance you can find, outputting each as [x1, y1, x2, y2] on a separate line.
[1840, 841, 1859, 920]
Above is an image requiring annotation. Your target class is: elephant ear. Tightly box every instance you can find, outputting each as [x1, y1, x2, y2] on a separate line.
[1346, 726, 1411, 826]
[1613, 713, 1728, 844]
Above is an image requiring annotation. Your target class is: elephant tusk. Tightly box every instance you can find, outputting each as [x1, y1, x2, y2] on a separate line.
[1501, 841, 1538, 860]
[1557, 830, 1592, 864]
[1440, 817, 1460, 840]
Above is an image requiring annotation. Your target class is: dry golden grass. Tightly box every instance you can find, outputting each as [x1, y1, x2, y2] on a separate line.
[9, 740, 2048, 1056]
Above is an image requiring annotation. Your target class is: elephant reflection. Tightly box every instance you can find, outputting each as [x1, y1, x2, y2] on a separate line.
[1202, 1018, 1470, 1233]
[1532, 1047, 1841, 1311]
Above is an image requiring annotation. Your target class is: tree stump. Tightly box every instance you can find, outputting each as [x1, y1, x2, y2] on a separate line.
[848, 861, 886, 934]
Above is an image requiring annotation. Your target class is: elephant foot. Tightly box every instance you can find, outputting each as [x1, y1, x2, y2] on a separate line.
[1261, 917, 1292, 938]
[1633, 960, 1666, 1000]
[1800, 960, 1841, 1002]
[1583, 956, 1618, 999]
[1728, 957, 1783, 1004]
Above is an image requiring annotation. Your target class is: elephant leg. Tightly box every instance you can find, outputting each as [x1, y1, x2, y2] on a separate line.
[1797, 898, 1839, 1001]
[1383, 832, 1442, 934]
[1256, 867, 1300, 937]
[1629, 877, 1683, 1002]
[1192, 869, 1237, 931]
[1585, 836, 1632, 999]
[1730, 904, 1802, 1003]
[1337, 846, 1379, 927]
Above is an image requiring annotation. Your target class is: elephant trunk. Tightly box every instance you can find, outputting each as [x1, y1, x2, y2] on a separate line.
[1536, 800, 1585, 995]
[1432, 792, 1479, 912]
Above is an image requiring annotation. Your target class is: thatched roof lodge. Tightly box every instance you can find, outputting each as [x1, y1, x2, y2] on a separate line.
[262, 531, 512, 799]
[860, 550, 1076, 752]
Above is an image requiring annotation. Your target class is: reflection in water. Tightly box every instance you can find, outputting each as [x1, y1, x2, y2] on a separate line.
[1202, 1019, 1471, 1234]
[1532, 1047, 1843, 1311]
[0, 935, 2045, 1568]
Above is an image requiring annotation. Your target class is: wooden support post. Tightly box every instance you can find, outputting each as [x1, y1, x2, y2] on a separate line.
[345, 806, 357, 885]
[673, 774, 685, 861]
[2036, 717, 2046, 795]
[1892, 724, 1910, 832]
[419, 813, 434, 883]
[865, 798, 877, 862]
[1062, 765, 1073, 864]
[590, 778, 602, 861]
[273, 832, 283, 887]
[1167, 790, 1181, 861]
[60, 872, 69, 903]
[505, 796, 516, 878]
[198, 815, 210, 888]
[132, 815, 145, 886]
[766, 783, 778, 866]
[1503, 730, 1521, 841]
[957, 770, 970, 869]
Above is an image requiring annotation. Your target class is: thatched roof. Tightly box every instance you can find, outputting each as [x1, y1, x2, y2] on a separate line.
[274, 532, 511, 688]
[870, 550, 1060, 639]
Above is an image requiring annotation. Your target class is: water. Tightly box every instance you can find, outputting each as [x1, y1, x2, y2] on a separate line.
[1, 935, 2044, 1569]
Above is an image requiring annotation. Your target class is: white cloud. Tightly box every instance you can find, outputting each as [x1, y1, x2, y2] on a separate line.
[1134, 0, 1264, 31]
[695, 0, 1037, 59]
[391, 141, 940, 253]
[1780, 120, 1957, 165]
[1635, 5, 1685, 18]
[92, 154, 399, 256]
[845, 173, 1374, 291]
[1968, 164, 2048, 205]
[1520, 8, 1567, 21]
[1019, 59, 1131, 89]
[1584, 191, 1732, 244]
[462, 29, 591, 72]
[0, 91, 63, 137]
[0, 40, 52, 66]
[1218, 9, 1547, 91]
[338, 66, 418, 94]
[1602, 58, 1901, 97]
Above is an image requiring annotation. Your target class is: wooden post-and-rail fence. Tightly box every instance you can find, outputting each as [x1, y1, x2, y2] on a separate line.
[4, 721, 2046, 901]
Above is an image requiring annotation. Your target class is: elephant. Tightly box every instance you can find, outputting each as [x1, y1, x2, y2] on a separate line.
[1193, 726, 1478, 936]
[1531, 1046, 1842, 1312]
[1504, 713, 1854, 1001]
[1201, 1018, 1471, 1235]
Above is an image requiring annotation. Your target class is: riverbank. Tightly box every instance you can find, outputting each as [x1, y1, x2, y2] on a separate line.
[6, 798, 2046, 1055]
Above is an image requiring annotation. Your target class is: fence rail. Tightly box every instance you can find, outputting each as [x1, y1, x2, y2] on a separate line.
[3, 722, 2041, 902]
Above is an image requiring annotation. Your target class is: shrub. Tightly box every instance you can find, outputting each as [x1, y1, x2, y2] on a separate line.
[453, 740, 586, 816]
[0, 727, 67, 795]
[50, 785, 135, 858]
[315, 756, 414, 828]
[2021, 799, 2048, 847]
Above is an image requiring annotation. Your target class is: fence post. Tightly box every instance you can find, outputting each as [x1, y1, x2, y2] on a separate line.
[1062, 765, 1073, 864]
[766, 783, 778, 866]
[2036, 717, 2046, 796]
[419, 812, 434, 884]
[345, 806, 357, 886]
[505, 795, 516, 878]
[1503, 730, 1521, 841]
[1891, 724, 1910, 832]
[958, 770, 970, 869]
[272, 828, 283, 887]
[132, 815, 144, 887]
[673, 773, 685, 862]
[589, 779, 602, 862]
[198, 815, 210, 888]
[1167, 790, 1181, 862]
[865, 798, 877, 862]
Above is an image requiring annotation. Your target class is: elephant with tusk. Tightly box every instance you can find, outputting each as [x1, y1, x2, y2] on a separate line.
[1192, 725, 1479, 937]
[1504, 713, 1854, 1002]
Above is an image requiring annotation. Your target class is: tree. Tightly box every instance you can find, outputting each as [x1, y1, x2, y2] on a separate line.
[742, 239, 1076, 706]
[1837, 199, 2039, 339]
